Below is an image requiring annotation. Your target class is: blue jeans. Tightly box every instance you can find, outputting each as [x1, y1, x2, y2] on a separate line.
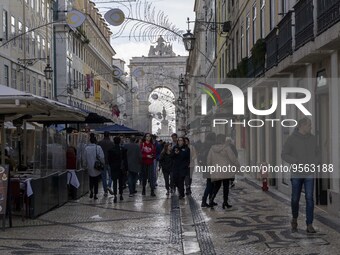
[291, 177, 314, 225]
[101, 164, 112, 192]
[128, 172, 138, 194]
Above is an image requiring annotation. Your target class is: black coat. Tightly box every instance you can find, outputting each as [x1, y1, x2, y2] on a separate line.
[159, 152, 173, 173]
[172, 145, 190, 177]
[108, 145, 128, 178]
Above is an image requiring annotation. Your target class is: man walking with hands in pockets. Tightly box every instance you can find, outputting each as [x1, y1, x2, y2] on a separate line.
[282, 118, 321, 233]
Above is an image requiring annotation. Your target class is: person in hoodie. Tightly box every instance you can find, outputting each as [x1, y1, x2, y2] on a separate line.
[140, 133, 156, 196]
[159, 143, 173, 195]
[207, 134, 240, 209]
[172, 137, 190, 199]
[282, 118, 320, 233]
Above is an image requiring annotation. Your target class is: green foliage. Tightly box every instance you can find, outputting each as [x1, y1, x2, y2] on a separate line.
[251, 39, 266, 67]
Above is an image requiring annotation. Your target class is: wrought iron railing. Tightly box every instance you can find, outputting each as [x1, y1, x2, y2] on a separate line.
[247, 56, 255, 78]
[277, 11, 293, 61]
[317, 0, 340, 34]
[294, 0, 314, 50]
[265, 28, 278, 70]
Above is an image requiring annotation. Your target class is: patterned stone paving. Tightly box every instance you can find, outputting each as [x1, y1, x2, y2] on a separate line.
[1, 174, 340, 255]
[191, 176, 340, 255]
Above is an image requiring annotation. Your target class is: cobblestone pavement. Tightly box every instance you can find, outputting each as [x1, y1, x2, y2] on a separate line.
[1, 175, 340, 255]
[191, 176, 340, 255]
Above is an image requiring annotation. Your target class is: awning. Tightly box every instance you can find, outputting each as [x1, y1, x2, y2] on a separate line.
[95, 124, 142, 135]
[0, 85, 87, 122]
[33, 111, 114, 125]
[4, 121, 36, 130]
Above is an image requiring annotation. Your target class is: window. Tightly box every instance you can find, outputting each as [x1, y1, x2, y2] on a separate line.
[26, 74, 30, 93]
[36, 0, 40, 13]
[42, 38, 45, 58]
[270, 0, 276, 30]
[37, 34, 41, 57]
[281, 0, 289, 15]
[47, 2, 50, 22]
[48, 81, 52, 98]
[4, 65, 9, 86]
[38, 79, 41, 96]
[260, 0, 265, 38]
[31, 0, 35, 9]
[241, 24, 244, 58]
[42, 0, 45, 19]
[18, 21, 22, 50]
[2, 10, 8, 40]
[10, 16, 15, 45]
[246, 13, 250, 56]
[43, 81, 46, 97]
[32, 77, 36, 95]
[31, 31, 36, 56]
[19, 71, 23, 91]
[231, 37, 235, 69]
[25, 26, 29, 54]
[252, 4, 257, 44]
[236, 30, 239, 64]
[11, 65, 16, 88]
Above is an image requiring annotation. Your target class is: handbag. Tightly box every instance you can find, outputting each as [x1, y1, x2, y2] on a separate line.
[94, 146, 104, 171]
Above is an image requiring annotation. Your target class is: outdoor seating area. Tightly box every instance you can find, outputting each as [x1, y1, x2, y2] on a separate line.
[0, 85, 141, 223]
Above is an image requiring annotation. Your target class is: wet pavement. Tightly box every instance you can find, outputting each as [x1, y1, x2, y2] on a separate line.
[1, 175, 340, 255]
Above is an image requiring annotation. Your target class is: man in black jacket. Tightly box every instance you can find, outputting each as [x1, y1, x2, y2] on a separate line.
[282, 118, 320, 233]
[124, 136, 142, 197]
[108, 136, 128, 203]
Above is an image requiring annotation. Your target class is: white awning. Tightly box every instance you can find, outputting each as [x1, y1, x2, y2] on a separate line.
[0, 85, 87, 122]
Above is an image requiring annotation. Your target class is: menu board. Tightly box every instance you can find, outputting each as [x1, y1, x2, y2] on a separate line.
[0, 166, 8, 215]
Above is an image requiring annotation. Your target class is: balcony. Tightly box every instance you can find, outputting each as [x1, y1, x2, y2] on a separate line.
[247, 56, 255, 78]
[265, 28, 278, 70]
[294, 0, 314, 50]
[317, 0, 340, 35]
[277, 11, 293, 62]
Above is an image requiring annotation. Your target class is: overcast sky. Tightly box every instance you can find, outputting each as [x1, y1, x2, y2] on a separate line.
[93, 0, 196, 67]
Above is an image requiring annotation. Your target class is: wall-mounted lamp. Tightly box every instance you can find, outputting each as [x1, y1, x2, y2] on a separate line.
[84, 88, 91, 99]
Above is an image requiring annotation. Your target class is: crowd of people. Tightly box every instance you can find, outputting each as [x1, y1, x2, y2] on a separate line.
[81, 131, 240, 211]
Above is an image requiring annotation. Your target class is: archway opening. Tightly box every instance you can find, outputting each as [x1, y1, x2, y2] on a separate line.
[148, 87, 176, 137]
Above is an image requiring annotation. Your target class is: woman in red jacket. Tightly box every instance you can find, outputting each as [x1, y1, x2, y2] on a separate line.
[140, 133, 156, 196]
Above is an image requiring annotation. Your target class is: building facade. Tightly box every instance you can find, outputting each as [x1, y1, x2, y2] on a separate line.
[188, 0, 340, 217]
[54, 0, 118, 120]
[0, 0, 125, 121]
[0, 0, 53, 97]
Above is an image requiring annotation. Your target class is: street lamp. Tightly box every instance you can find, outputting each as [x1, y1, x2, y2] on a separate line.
[179, 74, 185, 93]
[84, 88, 91, 99]
[44, 56, 53, 80]
[18, 56, 53, 80]
[182, 18, 195, 51]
